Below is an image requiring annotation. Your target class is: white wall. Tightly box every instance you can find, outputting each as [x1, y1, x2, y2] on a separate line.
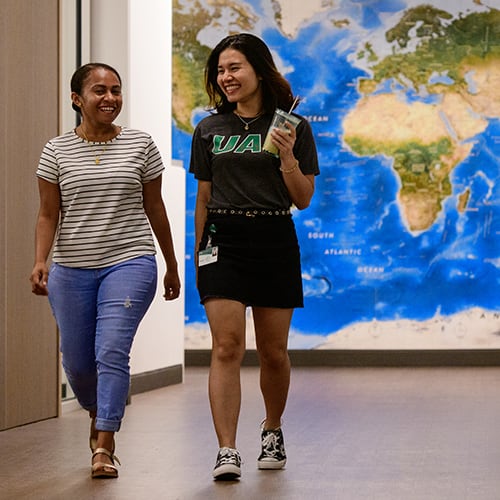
[89, 0, 185, 374]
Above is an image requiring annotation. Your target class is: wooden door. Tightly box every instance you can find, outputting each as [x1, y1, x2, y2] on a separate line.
[0, 0, 60, 430]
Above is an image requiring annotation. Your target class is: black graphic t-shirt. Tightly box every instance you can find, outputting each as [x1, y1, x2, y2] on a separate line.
[189, 111, 319, 210]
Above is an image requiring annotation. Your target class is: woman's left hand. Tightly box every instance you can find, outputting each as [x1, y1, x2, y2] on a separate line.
[271, 121, 296, 161]
[163, 269, 181, 301]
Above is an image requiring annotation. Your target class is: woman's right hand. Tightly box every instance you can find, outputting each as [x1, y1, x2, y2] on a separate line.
[30, 263, 49, 296]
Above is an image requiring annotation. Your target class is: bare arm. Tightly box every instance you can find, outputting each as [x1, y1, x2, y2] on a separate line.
[143, 175, 181, 300]
[270, 124, 315, 209]
[30, 179, 60, 295]
[194, 180, 212, 268]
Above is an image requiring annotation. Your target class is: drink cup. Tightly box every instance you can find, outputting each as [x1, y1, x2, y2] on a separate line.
[263, 108, 301, 157]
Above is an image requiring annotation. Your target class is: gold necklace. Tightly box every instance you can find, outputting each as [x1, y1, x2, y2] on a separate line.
[80, 127, 110, 165]
[234, 111, 262, 130]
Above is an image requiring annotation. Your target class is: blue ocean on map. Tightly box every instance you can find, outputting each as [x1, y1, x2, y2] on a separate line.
[173, 0, 500, 342]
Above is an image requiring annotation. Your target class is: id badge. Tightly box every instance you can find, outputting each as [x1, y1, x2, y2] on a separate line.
[198, 246, 219, 267]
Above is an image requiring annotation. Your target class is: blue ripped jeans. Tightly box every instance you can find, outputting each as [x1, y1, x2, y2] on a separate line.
[48, 255, 157, 432]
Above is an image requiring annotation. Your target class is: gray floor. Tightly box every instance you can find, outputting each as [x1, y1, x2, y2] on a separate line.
[2, 366, 500, 500]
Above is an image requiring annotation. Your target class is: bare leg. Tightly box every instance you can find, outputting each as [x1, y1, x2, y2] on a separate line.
[253, 307, 293, 429]
[95, 431, 115, 453]
[89, 410, 97, 449]
[205, 299, 247, 448]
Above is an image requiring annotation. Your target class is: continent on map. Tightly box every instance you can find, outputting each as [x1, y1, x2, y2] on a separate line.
[345, 6, 500, 232]
[172, 0, 258, 133]
[343, 94, 479, 232]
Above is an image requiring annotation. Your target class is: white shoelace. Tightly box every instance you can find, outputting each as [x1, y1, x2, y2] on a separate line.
[217, 447, 240, 464]
[261, 432, 281, 457]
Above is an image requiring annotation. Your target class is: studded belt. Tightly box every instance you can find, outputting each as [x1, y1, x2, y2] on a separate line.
[207, 208, 291, 217]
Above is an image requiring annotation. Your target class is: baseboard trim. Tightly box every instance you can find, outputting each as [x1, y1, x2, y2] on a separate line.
[185, 349, 500, 367]
[130, 364, 183, 395]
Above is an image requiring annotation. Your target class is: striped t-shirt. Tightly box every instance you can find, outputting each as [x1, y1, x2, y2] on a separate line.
[37, 127, 164, 268]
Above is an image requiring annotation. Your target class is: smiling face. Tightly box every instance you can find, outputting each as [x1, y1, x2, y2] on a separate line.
[217, 48, 262, 111]
[72, 67, 122, 127]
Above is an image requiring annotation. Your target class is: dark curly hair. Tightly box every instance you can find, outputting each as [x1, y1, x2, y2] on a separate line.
[204, 33, 298, 114]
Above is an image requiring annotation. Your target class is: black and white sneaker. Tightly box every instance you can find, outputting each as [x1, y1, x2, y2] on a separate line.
[213, 447, 242, 480]
[257, 427, 287, 469]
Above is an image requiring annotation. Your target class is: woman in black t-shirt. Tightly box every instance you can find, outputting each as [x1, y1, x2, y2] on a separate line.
[190, 33, 319, 481]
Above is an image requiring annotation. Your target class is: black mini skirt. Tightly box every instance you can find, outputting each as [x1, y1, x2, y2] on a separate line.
[197, 212, 303, 308]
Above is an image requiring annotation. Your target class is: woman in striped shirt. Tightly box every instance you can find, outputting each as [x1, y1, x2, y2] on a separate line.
[30, 63, 180, 478]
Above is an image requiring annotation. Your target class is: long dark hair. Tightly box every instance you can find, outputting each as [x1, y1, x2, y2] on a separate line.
[204, 33, 297, 114]
[70, 62, 122, 113]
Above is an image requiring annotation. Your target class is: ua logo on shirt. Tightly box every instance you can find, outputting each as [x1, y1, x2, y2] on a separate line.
[212, 134, 261, 154]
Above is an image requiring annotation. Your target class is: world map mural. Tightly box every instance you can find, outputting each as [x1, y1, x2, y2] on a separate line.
[172, 0, 500, 349]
